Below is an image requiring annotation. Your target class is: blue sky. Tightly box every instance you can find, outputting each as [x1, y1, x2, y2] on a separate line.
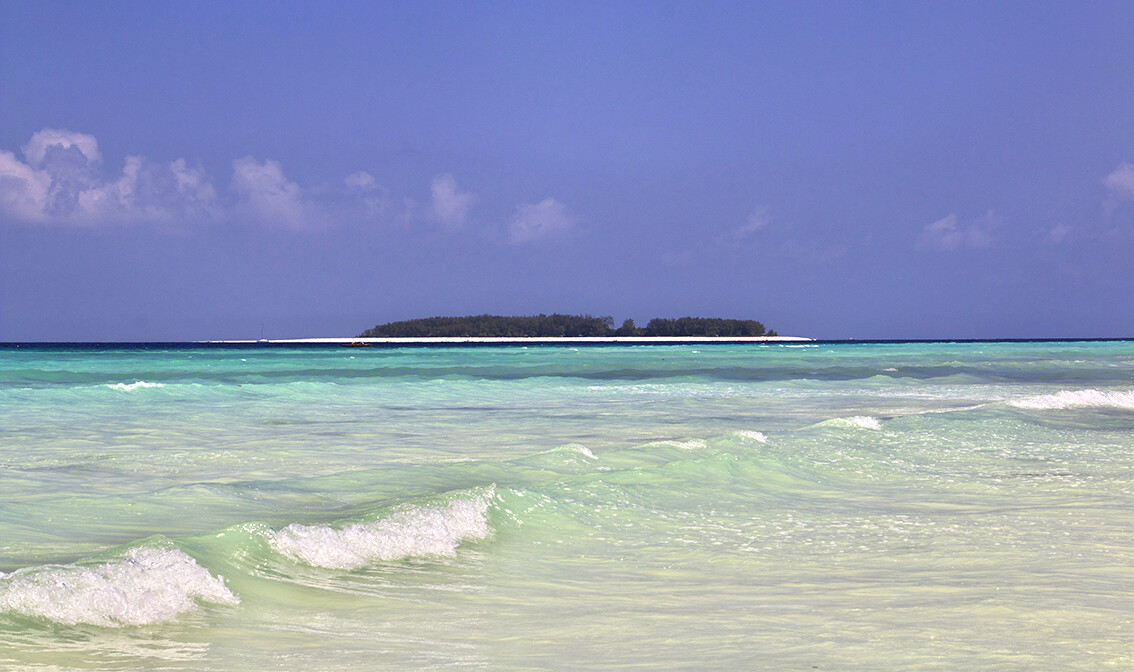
[2, 1, 1133, 340]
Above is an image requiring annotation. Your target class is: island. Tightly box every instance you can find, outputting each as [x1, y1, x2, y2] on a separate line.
[199, 314, 813, 344]
[358, 314, 778, 338]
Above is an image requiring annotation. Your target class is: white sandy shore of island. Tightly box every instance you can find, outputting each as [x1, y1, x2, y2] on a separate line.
[200, 336, 813, 344]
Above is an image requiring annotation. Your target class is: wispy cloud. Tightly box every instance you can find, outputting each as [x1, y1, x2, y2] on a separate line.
[230, 156, 312, 229]
[1103, 162, 1134, 219]
[1104, 163, 1134, 199]
[917, 211, 999, 251]
[508, 197, 575, 243]
[430, 173, 475, 229]
[732, 207, 771, 240]
[1045, 223, 1071, 244]
[718, 206, 773, 247]
[344, 171, 395, 219]
[344, 171, 379, 192]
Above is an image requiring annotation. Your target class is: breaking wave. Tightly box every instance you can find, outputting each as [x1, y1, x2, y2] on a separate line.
[819, 416, 883, 430]
[0, 544, 237, 627]
[108, 381, 164, 391]
[1008, 389, 1134, 411]
[267, 490, 494, 570]
[570, 444, 597, 460]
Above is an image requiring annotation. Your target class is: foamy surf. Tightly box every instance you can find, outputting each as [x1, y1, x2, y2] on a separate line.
[108, 381, 164, 391]
[569, 444, 597, 460]
[0, 545, 237, 627]
[819, 416, 883, 430]
[267, 491, 493, 570]
[1008, 389, 1134, 411]
[668, 439, 710, 451]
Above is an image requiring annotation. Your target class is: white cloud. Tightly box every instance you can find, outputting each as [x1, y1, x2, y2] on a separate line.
[508, 197, 575, 243]
[171, 159, 215, 199]
[1103, 162, 1134, 219]
[74, 155, 221, 224]
[732, 207, 770, 240]
[74, 155, 144, 219]
[21, 128, 101, 167]
[918, 214, 963, 250]
[430, 173, 475, 228]
[230, 156, 309, 229]
[2, 129, 559, 235]
[1104, 162, 1134, 200]
[345, 171, 378, 191]
[343, 171, 396, 219]
[917, 211, 998, 251]
[1046, 223, 1071, 244]
[0, 149, 52, 222]
[0, 129, 219, 226]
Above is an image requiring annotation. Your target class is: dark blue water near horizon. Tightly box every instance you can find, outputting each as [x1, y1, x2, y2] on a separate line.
[2, 336, 1132, 350]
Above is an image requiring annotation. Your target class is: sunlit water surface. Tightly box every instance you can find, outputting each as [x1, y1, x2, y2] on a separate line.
[2, 341, 1132, 670]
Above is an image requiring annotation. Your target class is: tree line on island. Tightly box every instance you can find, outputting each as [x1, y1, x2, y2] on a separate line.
[359, 314, 777, 338]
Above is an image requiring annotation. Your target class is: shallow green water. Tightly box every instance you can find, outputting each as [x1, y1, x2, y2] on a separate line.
[1, 341, 1132, 670]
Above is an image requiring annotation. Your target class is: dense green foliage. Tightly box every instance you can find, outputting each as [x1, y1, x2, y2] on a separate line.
[642, 317, 771, 337]
[359, 314, 777, 338]
[360, 314, 613, 337]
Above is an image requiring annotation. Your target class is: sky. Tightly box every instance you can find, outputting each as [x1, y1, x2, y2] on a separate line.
[2, 1, 1133, 341]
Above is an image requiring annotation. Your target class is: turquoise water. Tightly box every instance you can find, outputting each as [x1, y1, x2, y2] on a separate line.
[1, 341, 1132, 670]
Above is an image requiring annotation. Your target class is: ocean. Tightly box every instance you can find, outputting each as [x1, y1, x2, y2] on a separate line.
[1, 340, 1131, 670]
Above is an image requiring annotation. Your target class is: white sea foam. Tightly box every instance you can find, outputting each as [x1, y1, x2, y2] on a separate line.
[736, 430, 768, 442]
[108, 381, 164, 391]
[824, 416, 883, 430]
[0, 546, 237, 627]
[268, 491, 493, 570]
[1008, 389, 1134, 411]
[669, 439, 710, 451]
[569, 445, 597, 460]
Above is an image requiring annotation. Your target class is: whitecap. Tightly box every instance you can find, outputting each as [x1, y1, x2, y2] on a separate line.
[268, 491, 493, 570]
[569, 444, 597, 460]
[1008, 389, 1134, 411]
[0, 545, 237, 627]
[823, 416, 882, 430]
[669, 439, 710, 451]
[735, 430, 768, 442]
[108, 381, 164, 391]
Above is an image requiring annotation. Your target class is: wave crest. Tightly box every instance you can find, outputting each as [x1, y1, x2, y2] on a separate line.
[0, 545, 237, 627]
[267, 491, 493, 570]
[108, 381, 164, 391]
[1009, 389, 1134, 411]
[820, 416, 883, 430]
[569, 444, 597, 460]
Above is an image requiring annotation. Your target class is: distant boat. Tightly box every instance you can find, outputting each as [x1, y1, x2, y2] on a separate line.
[341, 341, 372, 347]
[258, 323, 269, 344]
